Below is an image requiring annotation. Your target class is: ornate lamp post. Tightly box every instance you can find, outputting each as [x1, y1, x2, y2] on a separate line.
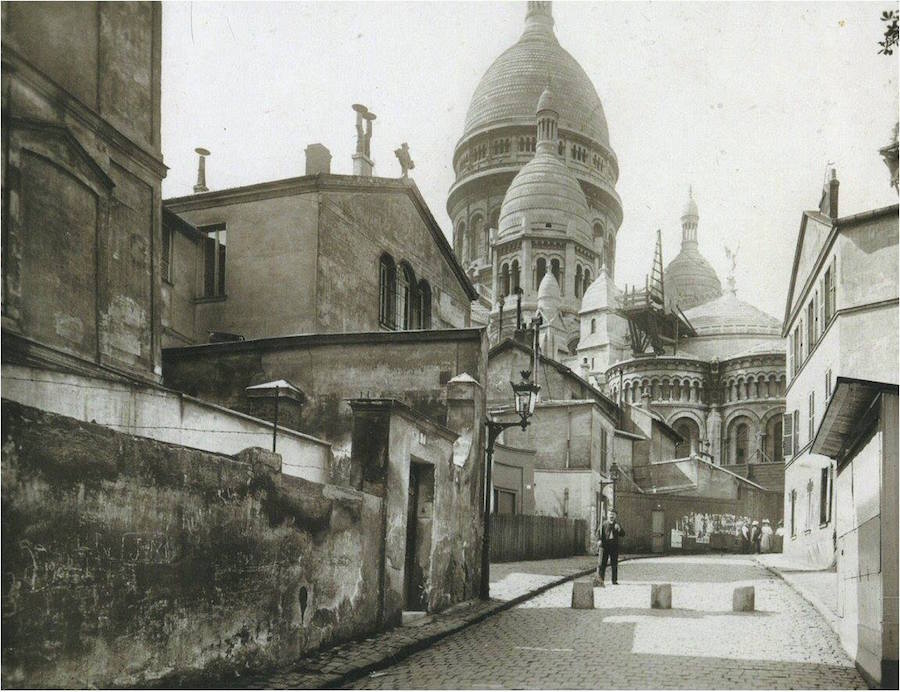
[598, 462, 621, 520]
[480, 368, 541, 600]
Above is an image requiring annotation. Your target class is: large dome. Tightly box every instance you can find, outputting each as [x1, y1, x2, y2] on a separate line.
[683, 290, 781, 337]
[497, 144, 592, 244]
[664, 245, 723, 311]
[462, 5, 610, 147]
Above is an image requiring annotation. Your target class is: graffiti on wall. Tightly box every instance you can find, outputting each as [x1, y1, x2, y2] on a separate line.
[670, 512, 752, 547]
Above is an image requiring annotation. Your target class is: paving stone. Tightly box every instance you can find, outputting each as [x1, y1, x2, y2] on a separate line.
[570, 579, 595, 609]
[651, 583, 672, 609]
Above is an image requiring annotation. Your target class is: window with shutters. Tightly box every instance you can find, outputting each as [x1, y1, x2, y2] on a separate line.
[824, 261, 835, 323]
[783, 411, 794, 458]
[808, 391, 815, 441]
[813, 291, 819, 340]
[807, 302, 814, 352]
[794, 410, 800, 450]
[819, 466, 832, 526]
[825, 369, 832, 402]
[201, 224, 226, 298]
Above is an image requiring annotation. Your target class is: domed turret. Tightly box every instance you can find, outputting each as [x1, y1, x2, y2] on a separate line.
[497, 88, 592, 245]
[447, 1, 623, 298]
[664, 187, 722, 311]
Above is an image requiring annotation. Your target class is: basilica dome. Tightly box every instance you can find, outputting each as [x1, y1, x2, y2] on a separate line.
[683, 289, 781, 337]
[462, 3, 610, 147]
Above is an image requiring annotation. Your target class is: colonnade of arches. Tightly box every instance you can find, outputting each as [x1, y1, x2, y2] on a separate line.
[611, 372, 786, 406]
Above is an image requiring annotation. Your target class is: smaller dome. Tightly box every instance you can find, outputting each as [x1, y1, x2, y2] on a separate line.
[536, 271, 561, 315]
[537, 87, 556, 114]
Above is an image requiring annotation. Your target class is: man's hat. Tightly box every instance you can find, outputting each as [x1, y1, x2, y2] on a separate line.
[752, 520, 759, 526]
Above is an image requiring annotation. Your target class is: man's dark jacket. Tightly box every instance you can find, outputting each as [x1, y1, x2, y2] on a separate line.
[598, 520, 625, 551]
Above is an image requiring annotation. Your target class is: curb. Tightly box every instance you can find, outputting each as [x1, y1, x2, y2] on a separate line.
[324, 554, 647, 689]
[753, 557, 842, 639]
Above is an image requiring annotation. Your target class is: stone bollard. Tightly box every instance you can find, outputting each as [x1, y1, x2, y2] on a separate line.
[571, 579, 595, 609]
[733, 586, 755, 612]
[651, 583, 672, 609]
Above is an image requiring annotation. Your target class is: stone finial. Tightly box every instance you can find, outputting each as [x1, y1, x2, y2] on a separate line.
[724, 243, 739, 293]
[394, 142, 415, 178]
[193, 147, 210, 193]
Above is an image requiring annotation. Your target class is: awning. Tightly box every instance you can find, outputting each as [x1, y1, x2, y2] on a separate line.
[811, 376, 898, 463]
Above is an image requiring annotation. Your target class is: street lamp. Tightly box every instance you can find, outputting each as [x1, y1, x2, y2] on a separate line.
[599, 462, 621, 515]
[480, 368, 541, 600]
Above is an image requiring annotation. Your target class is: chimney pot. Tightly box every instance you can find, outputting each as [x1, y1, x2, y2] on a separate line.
[193, 147, 210, 193]
[305, 143, 332, 176]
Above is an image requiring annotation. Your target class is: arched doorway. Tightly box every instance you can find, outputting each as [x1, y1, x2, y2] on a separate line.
[672, 417, 701, 457]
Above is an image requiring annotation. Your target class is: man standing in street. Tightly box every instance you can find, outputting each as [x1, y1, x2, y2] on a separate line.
[597, 508, 625, 586]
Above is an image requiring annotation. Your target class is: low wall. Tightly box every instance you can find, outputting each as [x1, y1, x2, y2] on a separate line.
[490, 515, 588, 562]
[1, 400, 383, 688]
[1, 364, 332, 483]
[615, 490, 783, 554]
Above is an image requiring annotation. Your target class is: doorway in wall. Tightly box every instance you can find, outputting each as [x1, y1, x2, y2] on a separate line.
[651, 509, 665, 553]
[404, 461, 435, 611]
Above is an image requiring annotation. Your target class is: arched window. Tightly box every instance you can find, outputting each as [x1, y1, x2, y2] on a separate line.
[489, 209, 500, 232]
[397, 262, 416, 330]
[417, 279, 432, 329]
[673, 418, 700, 457]
[500, 263, 510, 297]
[455, 221, 466, 260]
[511, 260, 520, 293]
[766, 415, 783, 462]
[536, 257, 547, 288]
[583, 268, 591, 296]
[471, 214, 484, 260]
[575, 265, 583, 298]
[605, 233, 614, 271]
[379, 253, 397, 328]
[735, 423, 749, 463]
[727, 416, 753, 465]
[558, 140, 565, 156]
[550, 258, 562, 293]
[593, 222, 605, 267]
[590, 318, 596, 334]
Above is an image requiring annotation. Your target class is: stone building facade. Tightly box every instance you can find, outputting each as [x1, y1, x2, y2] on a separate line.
[447, 1, 623, 313]
[2, 2, 166, 382]
[162, 171, 476, 346]
[604, 192, 787, 477]
[781, 169, 898, 569]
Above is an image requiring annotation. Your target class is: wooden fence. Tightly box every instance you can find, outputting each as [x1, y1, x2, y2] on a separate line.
[490, 514, 588, 562]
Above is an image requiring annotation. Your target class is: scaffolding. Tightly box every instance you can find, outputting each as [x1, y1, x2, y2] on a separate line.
[618, 229, 696, 356]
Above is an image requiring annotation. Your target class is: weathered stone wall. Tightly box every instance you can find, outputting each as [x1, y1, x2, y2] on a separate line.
[162, 329, 487, 474]
[1, 400, 383, 688]
[317, 184, 472, 331]
[2, 2, 165, 382]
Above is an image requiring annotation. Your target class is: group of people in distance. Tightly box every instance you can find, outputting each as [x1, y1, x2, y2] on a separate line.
[595, 510, 786, 585]
[739, 518, 783, 553]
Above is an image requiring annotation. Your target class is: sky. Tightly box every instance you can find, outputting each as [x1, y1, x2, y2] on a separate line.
[161, 1, 899, 320]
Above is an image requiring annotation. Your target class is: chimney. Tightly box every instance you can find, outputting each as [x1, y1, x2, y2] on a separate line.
[305, 143, 332, 175]
[193, 147, 210, 193]
[819, 168, 839, 219]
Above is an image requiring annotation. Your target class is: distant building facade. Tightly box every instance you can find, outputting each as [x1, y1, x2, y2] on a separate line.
[162, 167, 476, 347]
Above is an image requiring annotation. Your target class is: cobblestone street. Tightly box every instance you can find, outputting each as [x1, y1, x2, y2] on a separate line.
[349, 555, 866, 690]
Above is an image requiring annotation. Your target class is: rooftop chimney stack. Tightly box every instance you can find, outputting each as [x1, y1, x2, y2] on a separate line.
[352, 104, 376, 177]
[193, 147, 210, 193]
[305, 143, 332, 175]
[819, 168, 839, 219]
[828, 169, 839, 219]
